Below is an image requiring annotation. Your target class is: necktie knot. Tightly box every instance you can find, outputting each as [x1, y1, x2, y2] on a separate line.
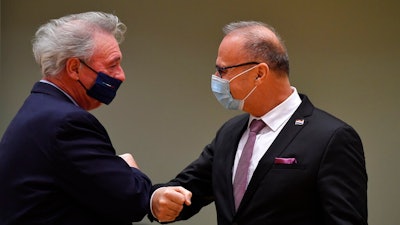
[249, 119, 265, 134]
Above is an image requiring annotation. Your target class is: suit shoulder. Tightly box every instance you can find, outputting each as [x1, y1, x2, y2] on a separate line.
[306, 107, 361, 142]
[299, 94, 357, 132]
[12, 92, 102, 137]
[312, 107, 349, 127]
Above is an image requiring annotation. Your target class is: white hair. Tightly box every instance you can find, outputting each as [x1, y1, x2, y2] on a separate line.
[32, 11, 126, 76]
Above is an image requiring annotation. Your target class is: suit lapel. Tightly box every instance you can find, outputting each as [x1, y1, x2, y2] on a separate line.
[237, 94, 314, 212]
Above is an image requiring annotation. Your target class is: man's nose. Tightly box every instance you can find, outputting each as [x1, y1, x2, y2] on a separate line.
[115, 68, 126, 82]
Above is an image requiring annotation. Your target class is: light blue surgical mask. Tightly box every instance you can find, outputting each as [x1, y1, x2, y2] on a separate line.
[211, 65, 258, 110]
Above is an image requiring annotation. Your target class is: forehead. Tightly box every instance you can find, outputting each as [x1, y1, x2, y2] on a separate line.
[91, 32, 122, 62]
[216, 34, 246, 65]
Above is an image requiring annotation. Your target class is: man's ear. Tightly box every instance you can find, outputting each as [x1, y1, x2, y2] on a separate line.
[65, 58, 80, 80]
[255, 63, 269, 85]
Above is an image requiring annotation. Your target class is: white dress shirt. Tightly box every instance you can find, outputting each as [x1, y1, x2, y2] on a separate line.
[232, 87, 302, 185]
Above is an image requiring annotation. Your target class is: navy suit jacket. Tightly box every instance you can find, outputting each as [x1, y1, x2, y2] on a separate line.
[152, 94, 368, 225]
[0, 82, 151, 225]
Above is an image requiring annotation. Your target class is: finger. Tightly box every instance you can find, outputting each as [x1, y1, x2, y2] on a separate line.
[154, 205, 181, 223]
[173, 186, 192, 206]
[163, 187, 187, 205]
[152, 187, 184, 213]
[157, 210, 178, 222]
[152, 187, 190, 222]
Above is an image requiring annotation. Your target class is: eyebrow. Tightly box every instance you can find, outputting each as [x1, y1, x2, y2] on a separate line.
[110, 56, 122, 63]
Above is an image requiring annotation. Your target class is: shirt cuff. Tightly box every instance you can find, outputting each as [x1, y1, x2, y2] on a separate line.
[149, 190, 158, 219]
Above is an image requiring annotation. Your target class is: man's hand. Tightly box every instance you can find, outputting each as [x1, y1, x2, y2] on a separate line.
[119, 153, 139, 168]
[151, 186, 192, 223]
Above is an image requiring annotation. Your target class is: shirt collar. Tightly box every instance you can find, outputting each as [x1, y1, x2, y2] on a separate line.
[40, 80, 79, 106]
[250, 87, 302, 132]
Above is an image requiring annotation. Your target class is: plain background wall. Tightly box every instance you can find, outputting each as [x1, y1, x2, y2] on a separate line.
[1, 0, 399, 224]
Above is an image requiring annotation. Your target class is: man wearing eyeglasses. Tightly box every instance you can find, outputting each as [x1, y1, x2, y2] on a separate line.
[149, 21, 368, 225]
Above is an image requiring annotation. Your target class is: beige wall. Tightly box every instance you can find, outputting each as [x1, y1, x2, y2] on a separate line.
[1, 1, 399, 224]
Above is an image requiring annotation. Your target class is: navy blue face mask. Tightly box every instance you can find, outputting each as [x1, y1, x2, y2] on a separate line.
[78, 60, 122, 105]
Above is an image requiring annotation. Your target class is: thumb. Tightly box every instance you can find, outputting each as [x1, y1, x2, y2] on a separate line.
[174, 186, 192, 206]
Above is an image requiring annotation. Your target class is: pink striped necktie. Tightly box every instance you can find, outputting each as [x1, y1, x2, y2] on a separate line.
[233, 119, 266, 210]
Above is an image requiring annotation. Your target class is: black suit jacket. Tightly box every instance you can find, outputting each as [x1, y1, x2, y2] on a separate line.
[153, 94, 367, 225]
[0, 82, 151, 225]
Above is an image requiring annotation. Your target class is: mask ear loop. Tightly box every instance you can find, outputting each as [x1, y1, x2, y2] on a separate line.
[228, 64, 259, 83]
[242, 85, 258, 102]
[77, 79, 89, 91]
[228, 64, 259, 103]
[77, 59, 99, 91]
[79, 60, 99, 74]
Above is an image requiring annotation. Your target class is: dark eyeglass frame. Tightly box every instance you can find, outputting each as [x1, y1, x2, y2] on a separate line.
[79, 59, 99, 74]
[215, 61, 260, 77]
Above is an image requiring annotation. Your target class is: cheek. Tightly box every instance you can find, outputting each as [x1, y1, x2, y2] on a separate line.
[230, 80, 254, 99]
[82, 73, 97, 88]
[229, 82, 241, 98]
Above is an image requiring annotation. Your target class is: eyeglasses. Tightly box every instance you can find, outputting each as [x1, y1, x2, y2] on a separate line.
[79, 59, 99, 74]
[215, 61, 260, 77]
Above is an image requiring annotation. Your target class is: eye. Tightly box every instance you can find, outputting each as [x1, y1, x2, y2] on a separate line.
[216, 66, 227, 77]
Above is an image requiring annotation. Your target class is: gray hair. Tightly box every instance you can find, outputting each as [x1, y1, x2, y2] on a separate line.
[32, 11, 127, 76]
[223, 21, 290, 75]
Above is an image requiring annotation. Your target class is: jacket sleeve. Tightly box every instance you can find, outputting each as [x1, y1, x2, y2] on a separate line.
[318, 125, 368, 225]
[52, 111, 152, 223]
[149, 141, 216, 223]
